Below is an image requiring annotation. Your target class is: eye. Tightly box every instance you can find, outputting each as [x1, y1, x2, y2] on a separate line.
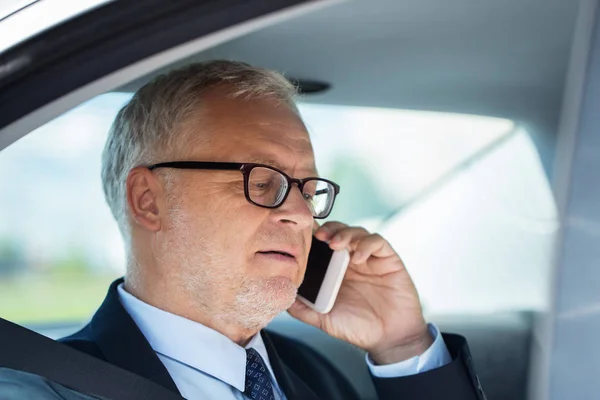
[303, 193, 314, 200]
[254, 181, 270, 189]
[252, 180, 274, 192]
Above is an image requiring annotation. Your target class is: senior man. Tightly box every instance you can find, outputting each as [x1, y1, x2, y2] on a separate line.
[60, 61, 484, 400]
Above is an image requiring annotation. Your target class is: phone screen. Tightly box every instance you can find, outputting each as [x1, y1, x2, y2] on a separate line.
[298, 236, 334, 303]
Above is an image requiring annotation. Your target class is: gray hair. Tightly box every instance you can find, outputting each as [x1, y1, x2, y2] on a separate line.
[101, 60, 299, 244]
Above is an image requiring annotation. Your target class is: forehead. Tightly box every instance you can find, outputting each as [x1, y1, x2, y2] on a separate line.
[183, 88, 317, 175]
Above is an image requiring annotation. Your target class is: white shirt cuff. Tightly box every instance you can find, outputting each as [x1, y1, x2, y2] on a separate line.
[366, 323, 452, 378]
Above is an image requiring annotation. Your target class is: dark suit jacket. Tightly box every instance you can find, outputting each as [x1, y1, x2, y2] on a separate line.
[60, 279, 485, 400]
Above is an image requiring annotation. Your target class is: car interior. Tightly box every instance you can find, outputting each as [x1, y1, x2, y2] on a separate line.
[1, 0, 599, 399]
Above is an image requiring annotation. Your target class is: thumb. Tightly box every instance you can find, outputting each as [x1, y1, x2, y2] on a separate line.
[287, 298, 324, 329]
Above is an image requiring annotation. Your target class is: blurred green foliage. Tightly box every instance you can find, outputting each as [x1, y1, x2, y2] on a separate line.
[0, 272, 118, 324]
[0, 239, 119, 324]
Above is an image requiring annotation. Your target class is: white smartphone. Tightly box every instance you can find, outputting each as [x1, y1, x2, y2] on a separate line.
[297, 236, 350, 314]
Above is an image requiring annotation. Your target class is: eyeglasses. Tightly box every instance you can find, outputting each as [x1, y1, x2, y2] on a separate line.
[147, 161, 340, 219]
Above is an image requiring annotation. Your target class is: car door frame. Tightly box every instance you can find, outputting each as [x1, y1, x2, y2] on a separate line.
[0, 0, 337, 151]
[529, 0, 600, 399]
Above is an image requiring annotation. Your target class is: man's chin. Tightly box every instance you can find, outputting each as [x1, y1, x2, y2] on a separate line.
[250, 276, 297, 311]
[234, 276, 298, 329]
[264, 276, 298, 307]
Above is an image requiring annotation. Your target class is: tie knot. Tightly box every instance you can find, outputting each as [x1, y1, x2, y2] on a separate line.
[245, 348, 275, 400]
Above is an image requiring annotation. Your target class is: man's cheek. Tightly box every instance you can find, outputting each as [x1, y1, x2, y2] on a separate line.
[295, 262, 307, 287]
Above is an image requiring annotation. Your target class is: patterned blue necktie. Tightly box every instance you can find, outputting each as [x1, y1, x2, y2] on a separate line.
[244, 348, 276, 400]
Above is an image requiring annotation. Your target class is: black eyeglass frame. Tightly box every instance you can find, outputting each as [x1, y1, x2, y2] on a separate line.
[147, 161, 340, 219]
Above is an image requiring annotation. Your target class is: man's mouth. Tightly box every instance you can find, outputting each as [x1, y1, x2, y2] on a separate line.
[257, 250, 295, 259]
[255, 244, 302, 265]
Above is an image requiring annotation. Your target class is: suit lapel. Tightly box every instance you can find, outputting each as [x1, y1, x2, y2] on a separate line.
[261, 330, 321, 400]
[89, 278, 180, 395]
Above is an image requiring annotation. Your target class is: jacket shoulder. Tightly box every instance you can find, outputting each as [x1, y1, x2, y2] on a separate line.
[59, 324, 105, 361]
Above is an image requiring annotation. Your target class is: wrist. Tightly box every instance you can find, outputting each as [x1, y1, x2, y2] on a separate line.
[369, 326, 434, 365]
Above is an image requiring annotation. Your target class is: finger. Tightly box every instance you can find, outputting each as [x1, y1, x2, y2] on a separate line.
[329, 226, 370, 251]
[287, 298, 325, 329]
[314, 221, 348, 242]
[351, 234, 396, 264]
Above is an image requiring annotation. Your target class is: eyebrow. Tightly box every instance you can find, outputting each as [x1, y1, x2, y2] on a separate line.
[245, 157, 319, 177]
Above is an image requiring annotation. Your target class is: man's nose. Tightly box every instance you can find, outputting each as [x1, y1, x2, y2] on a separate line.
[274, 185, 314, 229]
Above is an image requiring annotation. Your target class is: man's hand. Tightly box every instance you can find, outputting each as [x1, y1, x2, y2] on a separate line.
[287, 222, 433, 365]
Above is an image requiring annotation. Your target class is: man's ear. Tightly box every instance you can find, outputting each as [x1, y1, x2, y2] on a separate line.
[126, 167, 164, 232]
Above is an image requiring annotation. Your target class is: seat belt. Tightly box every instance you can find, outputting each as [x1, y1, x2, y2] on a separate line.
[0, 317, 185, 400]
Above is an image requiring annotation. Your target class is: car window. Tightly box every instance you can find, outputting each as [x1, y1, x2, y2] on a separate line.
[0, 92, 557, 326]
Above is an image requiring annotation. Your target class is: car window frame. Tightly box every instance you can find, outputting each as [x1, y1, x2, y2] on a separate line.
[0, 0, 338, 152]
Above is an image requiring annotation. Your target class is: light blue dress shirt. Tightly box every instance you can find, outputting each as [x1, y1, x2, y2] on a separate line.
[117, 284, 451, 400]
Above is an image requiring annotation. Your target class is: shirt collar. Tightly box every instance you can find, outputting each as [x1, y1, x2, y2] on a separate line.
[117, 283, 275, 393]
